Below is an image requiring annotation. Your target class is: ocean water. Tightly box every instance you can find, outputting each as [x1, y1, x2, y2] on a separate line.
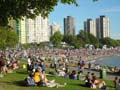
[94, 56, 120, 68]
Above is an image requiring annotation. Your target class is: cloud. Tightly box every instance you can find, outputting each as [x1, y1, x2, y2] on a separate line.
[110, 33, 120, 39]
[101, 7, 120, 13]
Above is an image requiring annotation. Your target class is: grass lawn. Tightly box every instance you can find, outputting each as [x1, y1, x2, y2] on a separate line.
[0, 60, 115, 90]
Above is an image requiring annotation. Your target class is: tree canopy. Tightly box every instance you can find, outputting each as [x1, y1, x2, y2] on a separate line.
[50, 31, 63, 47]
[63, 35, 81, 48]
[0, 26, 18, 50]
[0, 0, 78, 26]
[77, 30, 99, 48]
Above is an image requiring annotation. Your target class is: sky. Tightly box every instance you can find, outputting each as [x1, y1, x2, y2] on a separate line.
[49, 0, 120, 39]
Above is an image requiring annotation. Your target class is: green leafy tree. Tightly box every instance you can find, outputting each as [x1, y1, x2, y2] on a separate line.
[116, 40, 120, 46]
[71, 37, 81, 48]
[0, 26, 18, 50]
[0, 27, 7, 49]
[63, 35, 74, 44]
[63, 35, 81, 48]
[77, 30, 90, 44]
[0, 0, 78, 26]
[50, 31, 63, 47]
[77, 30, 99, 48]
[100, 37, 115, 47]
[6, 29, 18, 47]
[87, 33, 99, 48]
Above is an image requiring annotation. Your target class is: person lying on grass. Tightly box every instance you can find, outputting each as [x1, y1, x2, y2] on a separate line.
[40, 70, 67, 88]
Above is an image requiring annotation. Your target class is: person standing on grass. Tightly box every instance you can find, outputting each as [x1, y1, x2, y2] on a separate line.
[117, 78, 120, 90]
[78, 56, 85, 73]
[88, 62, 92, 70]
[53, 54, 58, 72]
[114, 77, 119, 90]
[78, 56, 82, 73]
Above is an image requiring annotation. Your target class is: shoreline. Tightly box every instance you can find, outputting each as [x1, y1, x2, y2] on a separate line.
[86, 54, 120, 63]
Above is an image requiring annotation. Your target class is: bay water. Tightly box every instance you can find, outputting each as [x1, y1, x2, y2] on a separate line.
[94, 56, 120, 68]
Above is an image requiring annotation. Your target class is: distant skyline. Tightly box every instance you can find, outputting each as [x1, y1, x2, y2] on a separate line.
[49, 0, 120, 39]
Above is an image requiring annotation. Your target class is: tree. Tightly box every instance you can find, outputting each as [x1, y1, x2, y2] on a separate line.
[50, 31, 63, 47]
[63, 35, 81, 48]
[0, 27, 7, 49]
[6, 29, 18, 47]
[100, 37, 115, 47]
[63, 35, 75, 44]
[0, 0, 78, 26]
[77, 30, 99, 48]
[71, 37, 81, 48]
[77, 30, 90, 44]
[87, 33, 99, 48]
[0, 26, 18, 50]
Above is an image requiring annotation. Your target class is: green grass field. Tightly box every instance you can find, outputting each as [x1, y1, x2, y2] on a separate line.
[0, 60, 115, 90]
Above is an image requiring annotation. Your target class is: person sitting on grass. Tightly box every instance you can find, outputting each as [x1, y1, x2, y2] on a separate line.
[57, 68, 66, 77]
[69, 70, 77, 80]
[98, 81, 108, 90]
[24, 74, 35, 86]
[40, 70, 67, 88]
[0, 55, 7, 75]
[84, 74, 92, 88]
[91, 73, 100, 89]
[33, 69, 42, 86]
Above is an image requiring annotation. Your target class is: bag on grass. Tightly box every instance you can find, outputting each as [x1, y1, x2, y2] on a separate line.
[24, 76, 35, 86]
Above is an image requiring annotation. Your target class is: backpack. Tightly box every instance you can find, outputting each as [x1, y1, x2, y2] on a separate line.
[24, 76, 35, 86]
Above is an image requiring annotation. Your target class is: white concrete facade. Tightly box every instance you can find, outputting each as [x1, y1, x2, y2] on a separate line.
[26, 15, 50, 43]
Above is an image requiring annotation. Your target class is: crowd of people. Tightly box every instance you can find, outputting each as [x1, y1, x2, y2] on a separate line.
[0, 47, 120, 89]
[84, 72, 108, 89]
[0, 50, 19, 76]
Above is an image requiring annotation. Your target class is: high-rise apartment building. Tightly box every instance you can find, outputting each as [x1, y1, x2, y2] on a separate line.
[84, 19, 96, 37]
[84, 16, 110, 39]
[26, 15, 50, 43]
[96, 16, 110, 39]
[64, 16, 75, 35]
[9, 16, 50, 44]
[50, 22, 60, 36]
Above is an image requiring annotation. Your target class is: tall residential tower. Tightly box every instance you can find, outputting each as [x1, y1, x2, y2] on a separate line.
[64, 16, 75, 35]
[84, 19, 96, 37]
[96, 16, 110, 39]
[50, 22, 60, 36]
[84, 15, 110, 39]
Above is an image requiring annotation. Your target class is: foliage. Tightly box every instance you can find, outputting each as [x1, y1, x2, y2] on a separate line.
[50, 31, 63, 47]
[87, 33, 99, 48]
[6, 29, 18, 47]
[100, 37, 120, 47]
[63, 35, 81, 48]
[77, 30, 99, 48]
[0, 27, 7, 49]
[63, 35, 75, 44]
[0, 26, 18, 50]
[77, 30, 90, 44]
[71, 38, 81, 48]
[62, 30, 120, 48]
[0, 0, 78, 26]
